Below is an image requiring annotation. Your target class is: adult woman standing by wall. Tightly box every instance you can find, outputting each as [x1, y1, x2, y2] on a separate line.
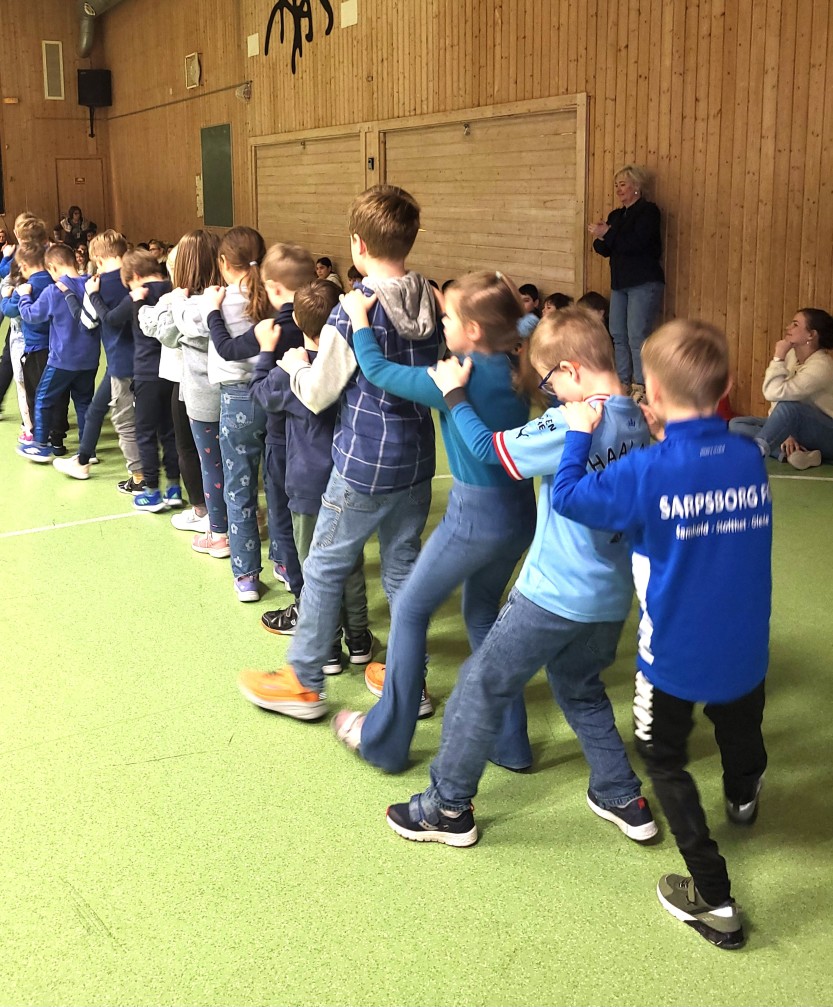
[729, 308, 833, 469]
[589, 165, 664, 404]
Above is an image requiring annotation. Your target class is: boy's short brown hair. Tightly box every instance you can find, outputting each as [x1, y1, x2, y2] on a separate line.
[528, 306, 616, 375]
[293, 280, 341, 340]
[261, 242, 316, 292]
[121, 248, 164, 286]
[44, 243, 75, 271]
[348, 184, 421, 260]
[89, 229, 127, 261]
[641, 319, 729, 411]
[15, 241, 46, 270]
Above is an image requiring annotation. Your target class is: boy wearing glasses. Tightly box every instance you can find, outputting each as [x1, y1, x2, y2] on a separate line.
[385, 306, 656, 848]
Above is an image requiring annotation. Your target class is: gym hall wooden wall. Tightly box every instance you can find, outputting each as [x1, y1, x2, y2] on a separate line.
[3, 1, 831, 413]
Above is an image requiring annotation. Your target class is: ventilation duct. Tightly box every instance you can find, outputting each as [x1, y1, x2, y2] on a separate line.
[77, 0, 129, 59]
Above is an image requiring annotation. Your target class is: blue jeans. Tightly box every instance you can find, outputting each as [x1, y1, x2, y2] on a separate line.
[360, 479, 537, 773]
[289, 468, 432, 691]
[264, 440, 303, 594]
[190, 420, 227, 533]
[220, 384, 266, 578]
[609, 280, 664, 386]
[418, 588, 641, 814]
[33, 365, 96, 445]
[730, 402, 833, 461]
[78, 372, 111, 459]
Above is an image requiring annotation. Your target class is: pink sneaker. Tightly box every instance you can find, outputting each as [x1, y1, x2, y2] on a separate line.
[192, 530, 231, 558]
[17, 430, 33, 446]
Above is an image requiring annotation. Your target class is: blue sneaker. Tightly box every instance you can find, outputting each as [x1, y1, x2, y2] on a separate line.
[134, 489, 168, 513]
[17, 443, 54, 463]
[163, 485, 184, 508]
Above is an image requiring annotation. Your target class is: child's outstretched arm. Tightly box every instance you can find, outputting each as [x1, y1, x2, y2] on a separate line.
[550, 403, 642, 533]
[87, 275, 133, 329]
[279, 308, 357, 416]
[340, 289, 446, 410]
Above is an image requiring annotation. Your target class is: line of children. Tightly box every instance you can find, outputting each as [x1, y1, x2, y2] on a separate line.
[248, 279, 373, 671]
[17, 243, 99, 461]
[330, 271, 538, 772]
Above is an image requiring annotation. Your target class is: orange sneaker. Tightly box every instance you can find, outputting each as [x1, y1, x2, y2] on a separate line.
[237, 665, 327, 721]
[364, 661, 386, 697]
[364, 662, 434, 718]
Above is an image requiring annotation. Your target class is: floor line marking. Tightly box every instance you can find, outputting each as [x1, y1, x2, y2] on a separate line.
[0, 511, 140, 539]
[769, 474, 833, 482]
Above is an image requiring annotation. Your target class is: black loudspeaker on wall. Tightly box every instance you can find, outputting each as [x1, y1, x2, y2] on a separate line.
[78, 69, 112, 107]
[78, 69, 112, 138]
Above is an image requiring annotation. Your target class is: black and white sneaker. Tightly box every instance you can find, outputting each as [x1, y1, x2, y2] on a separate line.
[657, 873, 745, 949]
[726, 776, 764, 825]
[386, 795, 478, 847]
[587, 789, 658, 841]
[322, 638, 343, 676]
[346, 629, 374, 665]
[261, 603, 299, 636]
[118, 476, 147, 495]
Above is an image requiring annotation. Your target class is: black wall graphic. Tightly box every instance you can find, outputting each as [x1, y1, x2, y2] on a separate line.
[264, 0, 334, 74]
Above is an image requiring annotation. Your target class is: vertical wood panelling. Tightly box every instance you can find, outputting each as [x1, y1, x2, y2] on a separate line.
[0, 0, 110, 229]
[3, 0, 815, 413]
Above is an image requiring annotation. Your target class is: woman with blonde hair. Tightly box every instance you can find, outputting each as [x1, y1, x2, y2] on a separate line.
[589, 164, 664, 404]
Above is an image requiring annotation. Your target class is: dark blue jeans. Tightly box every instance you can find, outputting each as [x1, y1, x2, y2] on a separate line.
[418, 588, 641, 815]
[190, 419, 227, 533]
[264, 440, 302, 594]
[360, 479, 537, 772]
[33, 365, 96, 446]
[730, 401, 833, 461]
[78, 372, 111, 459]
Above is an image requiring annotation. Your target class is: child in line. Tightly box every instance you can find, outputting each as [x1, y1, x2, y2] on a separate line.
[202, 234, 310, 601]
[517, 282, 541, 339]
[0, 261, 32, 438]
[384, 307, 656, 848]
[542, 291, 574, 314]
[331, 271, 537, 773]
[250, 279, 372, 672]
[141, 230, 228, 548]
[551, 320, 771, 950]
[17, 244, 99, 461]
[88, 249, 181, 511]
[53, 230, 141, 483]
[237, 184, 442, 718]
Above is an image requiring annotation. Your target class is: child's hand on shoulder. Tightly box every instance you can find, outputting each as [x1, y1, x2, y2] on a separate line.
[203, 285, 225, 311]
[280, 346, 310, 370]
[429, 355, 473, 394]
[2, 243, 16, 258]
[560, 401, 602, 433]
[255, 318, 282, 351]
[130, 286, 148, 302]
[17, 283, 32, 297]
[85, 275, 100, 294]
[339, 288, 377, 327]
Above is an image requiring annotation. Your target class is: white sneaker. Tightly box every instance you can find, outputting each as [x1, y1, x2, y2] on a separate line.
[52, 455, 90, 480]
[170, 507, 210, 532]
[787, 449, 822, 470]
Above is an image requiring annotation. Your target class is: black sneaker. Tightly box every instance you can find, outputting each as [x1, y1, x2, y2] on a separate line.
[261, 603, 299, 636]
[657, 873, 745, 949]
[346, 629, 373, 665]
[726, 776, 763, 825]
[386, 795, 478, 847]
[586, 789, 658, 841]
[322, 637, 343, 676]
[51, 443, 67, 457]
[118, 476, 147, 495]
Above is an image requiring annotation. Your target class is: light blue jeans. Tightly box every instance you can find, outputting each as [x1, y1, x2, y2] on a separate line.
[417, 588, 641, 815]
[609, 280, 664, 386]
[359, 479, 537, 773]
[730, 401, 833, 461]
[219, 383, 266, 578]
[289, 468, 432, 692]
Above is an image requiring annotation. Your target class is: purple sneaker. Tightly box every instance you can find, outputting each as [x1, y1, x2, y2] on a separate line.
[234, 574, 260, 602]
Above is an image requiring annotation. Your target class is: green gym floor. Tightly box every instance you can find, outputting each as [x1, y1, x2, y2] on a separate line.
[1, 409, 832, 1007]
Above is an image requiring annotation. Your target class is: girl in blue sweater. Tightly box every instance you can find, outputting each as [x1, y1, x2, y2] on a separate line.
[332, 271, 538, 772]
